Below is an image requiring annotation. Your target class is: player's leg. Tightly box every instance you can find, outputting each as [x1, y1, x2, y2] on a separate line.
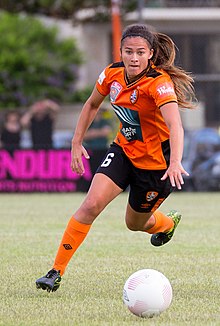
[52, 173, 123, 272]
[36, 173, 123, 292]
[125, 204, 181, 246]
[36, 143, 129, 292]
[149, 210, 181, 246]
[125, 204, 174, 232]
[74, 173, 123, 224]
[125, 168, 181, 246]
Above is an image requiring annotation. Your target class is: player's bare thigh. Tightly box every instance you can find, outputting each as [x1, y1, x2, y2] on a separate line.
[74, 173, 123, 224]
[125, 204, 155, 232]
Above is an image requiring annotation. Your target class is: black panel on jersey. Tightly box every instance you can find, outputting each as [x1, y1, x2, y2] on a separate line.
[146, 67, 162, 78]
[110, 62, 125, 68]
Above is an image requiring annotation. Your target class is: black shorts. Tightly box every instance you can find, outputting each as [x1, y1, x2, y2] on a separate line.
[96, 143, 173, 213]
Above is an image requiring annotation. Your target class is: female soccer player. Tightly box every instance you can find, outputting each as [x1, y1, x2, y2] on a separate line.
[36, 24, 196, 292]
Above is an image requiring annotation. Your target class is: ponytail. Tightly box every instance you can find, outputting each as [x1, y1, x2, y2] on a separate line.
[121, 24, 197, 109]
[152, 33, 196, 109]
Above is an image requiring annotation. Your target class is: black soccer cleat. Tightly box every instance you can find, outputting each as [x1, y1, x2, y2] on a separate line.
[150, 210, 182, 247]
[36, 269, 61, 292]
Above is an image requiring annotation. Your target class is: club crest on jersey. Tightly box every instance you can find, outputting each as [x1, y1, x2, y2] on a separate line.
[130, 89, 139, 104]
[110, 81, 122, 102]
[146, 191, 158, 202]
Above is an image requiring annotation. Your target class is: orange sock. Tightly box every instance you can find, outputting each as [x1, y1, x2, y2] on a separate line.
[53, 216, 91, 275]
[146, 211, 174, 234]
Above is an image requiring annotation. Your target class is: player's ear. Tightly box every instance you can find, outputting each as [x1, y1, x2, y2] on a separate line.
[149, 49, 154, 59]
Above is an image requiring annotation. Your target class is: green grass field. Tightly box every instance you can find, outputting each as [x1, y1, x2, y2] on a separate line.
[0, 192, 219, 326]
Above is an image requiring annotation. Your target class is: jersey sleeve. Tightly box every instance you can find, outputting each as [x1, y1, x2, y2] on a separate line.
[149, 75, 177, 108]
[96, 65, 111, 96]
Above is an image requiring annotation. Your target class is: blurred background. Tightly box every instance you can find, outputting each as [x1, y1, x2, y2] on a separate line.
[0, 0, 220, 192]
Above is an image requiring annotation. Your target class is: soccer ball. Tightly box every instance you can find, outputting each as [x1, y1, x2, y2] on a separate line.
[123, 269, 173, 318]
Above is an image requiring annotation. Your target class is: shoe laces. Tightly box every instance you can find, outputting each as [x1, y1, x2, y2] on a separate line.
[46, 269, 59, 279]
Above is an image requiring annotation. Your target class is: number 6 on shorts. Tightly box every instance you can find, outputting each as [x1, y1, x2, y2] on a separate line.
[101, 153, 115, 167]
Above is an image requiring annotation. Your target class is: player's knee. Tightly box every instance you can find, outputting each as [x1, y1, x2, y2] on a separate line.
[80, 197, 103, 217]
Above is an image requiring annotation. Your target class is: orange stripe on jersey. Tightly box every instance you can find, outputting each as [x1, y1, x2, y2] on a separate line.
[96, 63, 177, 170]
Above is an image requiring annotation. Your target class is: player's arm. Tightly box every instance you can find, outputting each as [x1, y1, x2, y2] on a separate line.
[71, 87, 106, 175]
[160, 102, 189, 190]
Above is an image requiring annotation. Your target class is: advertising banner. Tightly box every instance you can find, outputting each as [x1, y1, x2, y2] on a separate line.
[0, 149, 106, 192]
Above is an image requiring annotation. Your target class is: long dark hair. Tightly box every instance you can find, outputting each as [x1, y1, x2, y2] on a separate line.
[121, 24, 196, 109]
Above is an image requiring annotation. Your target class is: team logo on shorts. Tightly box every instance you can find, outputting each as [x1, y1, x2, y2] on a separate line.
[146, 191, 158, 201]
[110, 81, 122, 102]
[130, 89, 139, 104]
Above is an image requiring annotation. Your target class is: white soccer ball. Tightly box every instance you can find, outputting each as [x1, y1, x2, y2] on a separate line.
[123, 269, 173, 318]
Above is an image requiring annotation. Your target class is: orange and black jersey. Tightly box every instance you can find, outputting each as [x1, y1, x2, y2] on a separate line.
[96, 62, 178, 170]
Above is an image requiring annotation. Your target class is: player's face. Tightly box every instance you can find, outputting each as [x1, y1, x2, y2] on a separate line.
[121, 37, 153, 79]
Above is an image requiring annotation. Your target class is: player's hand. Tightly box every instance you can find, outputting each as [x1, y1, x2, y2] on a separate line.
[71, 143, 90, 175]
[161, 162, 189, 190]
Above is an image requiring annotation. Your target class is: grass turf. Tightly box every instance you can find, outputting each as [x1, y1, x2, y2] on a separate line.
[0, 192, 219, 326]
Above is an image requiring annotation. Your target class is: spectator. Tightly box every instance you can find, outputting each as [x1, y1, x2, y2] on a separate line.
[83, 109, 112, 150]
[0, 110, 21, 151]
[21, 99, 60, 149]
